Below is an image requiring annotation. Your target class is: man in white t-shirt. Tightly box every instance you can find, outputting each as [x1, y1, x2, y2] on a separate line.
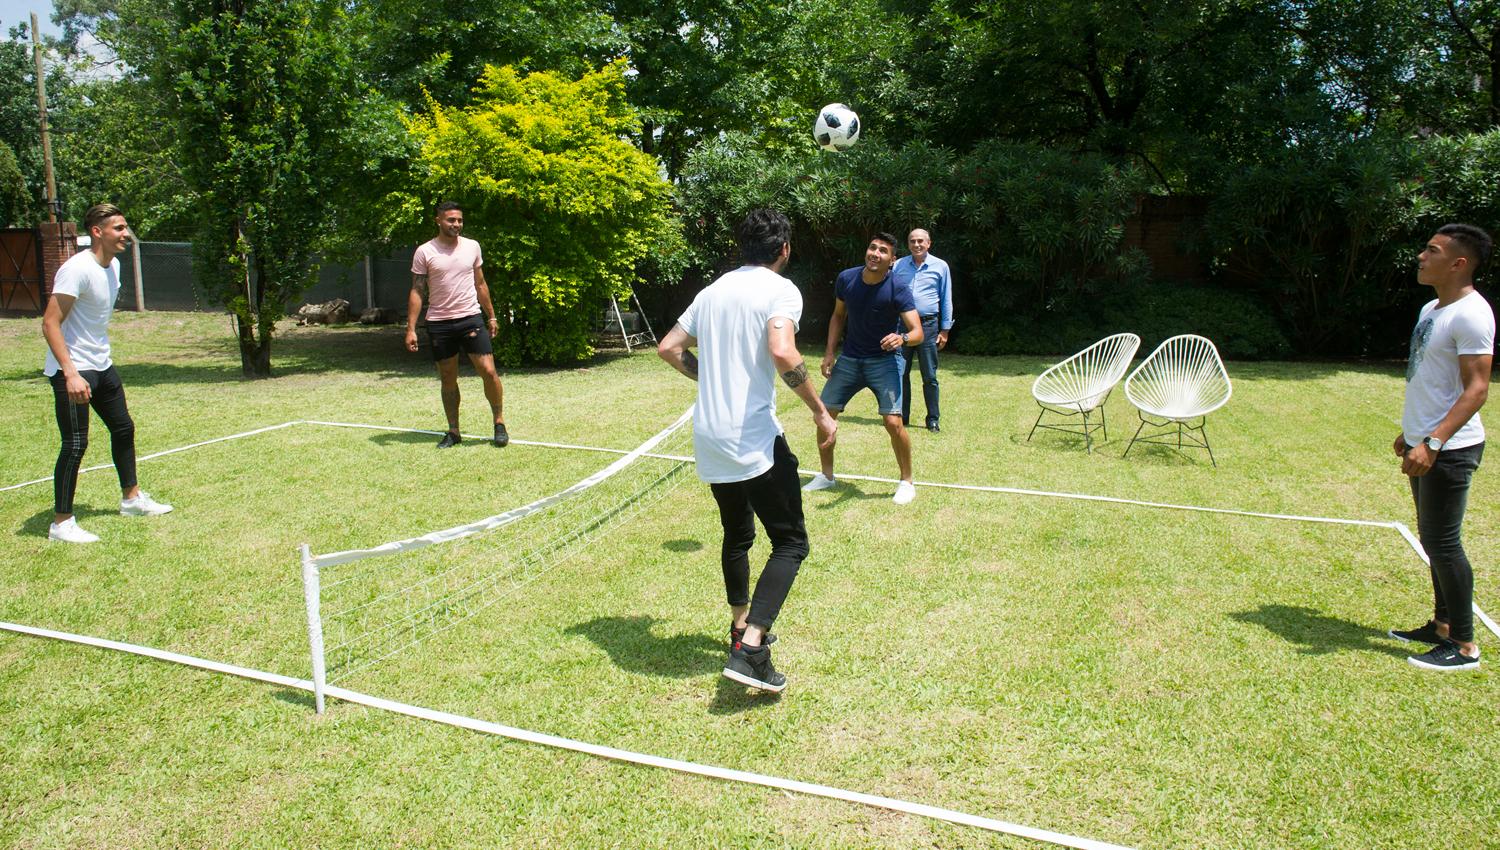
[657, 209, 838, 693]
[40, 203, 173, 544]
[406, 201, 508, 448]
[1388, 223, 1494, 671]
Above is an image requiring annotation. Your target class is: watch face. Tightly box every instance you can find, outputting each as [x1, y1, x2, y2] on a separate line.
[1425, 437, 1443, 450]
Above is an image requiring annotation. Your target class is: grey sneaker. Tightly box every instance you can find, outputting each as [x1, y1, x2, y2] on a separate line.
[723, 644, 787, 692]
[120, 491, 173, 516]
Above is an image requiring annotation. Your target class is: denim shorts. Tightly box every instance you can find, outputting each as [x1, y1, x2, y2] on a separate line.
[821, 353, 905, 415]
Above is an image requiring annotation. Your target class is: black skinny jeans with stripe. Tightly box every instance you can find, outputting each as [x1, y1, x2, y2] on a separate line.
[50, 365, 137, 515]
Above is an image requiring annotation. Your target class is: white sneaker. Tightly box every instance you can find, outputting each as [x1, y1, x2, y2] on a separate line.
[893, 480, 917, 505]
[49, 517, 100, 543]
[121, 491, 173, 516]
[802, 473, 837, 492]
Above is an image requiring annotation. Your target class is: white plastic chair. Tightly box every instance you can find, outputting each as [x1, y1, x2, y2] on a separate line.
[1028, 332, 1141, 453]
[1123, 334, 1232, 466]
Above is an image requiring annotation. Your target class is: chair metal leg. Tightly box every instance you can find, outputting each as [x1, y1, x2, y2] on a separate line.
[1202, 421, 1216, 467]
[1027, 408, 1045, 442]
[1082, 408, 1093, 454]
[1123, 415, 1148, 458]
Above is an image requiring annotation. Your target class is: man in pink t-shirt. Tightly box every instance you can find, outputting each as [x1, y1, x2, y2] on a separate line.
[406, 201, 508, 448]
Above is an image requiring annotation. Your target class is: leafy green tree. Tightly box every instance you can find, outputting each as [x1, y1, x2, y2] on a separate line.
[116, 0, 403, 376]
[395, 61, 673, 365]
[0, 140, 32, 226]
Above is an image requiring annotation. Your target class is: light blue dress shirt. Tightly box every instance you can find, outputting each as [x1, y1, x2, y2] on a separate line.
[890, 253, 953, 331]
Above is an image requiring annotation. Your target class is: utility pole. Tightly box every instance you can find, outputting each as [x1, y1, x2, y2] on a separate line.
[30, 12, 59, 223]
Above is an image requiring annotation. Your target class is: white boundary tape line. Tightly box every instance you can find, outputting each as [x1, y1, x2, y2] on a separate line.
[0, 421, 305, 493]
[3, 417, 1492, 641]
[0, 620, 1135, 850]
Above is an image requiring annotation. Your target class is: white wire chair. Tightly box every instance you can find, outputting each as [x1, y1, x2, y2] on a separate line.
[1028, 333, 1141, 453]
[1123, 334, 1232, 466]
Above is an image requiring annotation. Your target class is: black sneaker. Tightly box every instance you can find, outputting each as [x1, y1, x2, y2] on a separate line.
[436, 431, 461, 449]
[927, 423, 940, 433]
[493, 422, 509, 448]
[723, 644, 787, 692]
[1389, 621, 1446, 645]
[1408, 641, 1481, 671]
[729, 622, 776, 652]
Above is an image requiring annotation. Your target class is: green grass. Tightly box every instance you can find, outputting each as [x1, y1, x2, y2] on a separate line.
[0, 311, 1496, 849]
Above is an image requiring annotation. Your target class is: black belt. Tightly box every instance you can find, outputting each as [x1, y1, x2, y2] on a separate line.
[919, 314, 938, 320]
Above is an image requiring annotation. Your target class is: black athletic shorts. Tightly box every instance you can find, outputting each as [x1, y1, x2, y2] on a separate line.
[426, 313, 492, 361]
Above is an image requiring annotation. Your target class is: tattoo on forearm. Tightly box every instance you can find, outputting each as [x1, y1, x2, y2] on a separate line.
[781, 362, 809, 389]
[683, 351, 699, 379]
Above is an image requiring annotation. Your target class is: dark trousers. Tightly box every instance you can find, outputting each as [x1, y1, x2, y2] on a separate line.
[1409, 441, 1483, 643]
[902, 315, 941, 427]
[708, 435, 809, 630]
[49, 365, 137, 515]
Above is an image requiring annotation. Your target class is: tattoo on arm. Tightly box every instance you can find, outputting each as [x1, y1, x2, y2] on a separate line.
[781, 362, 809, 389]
[683, 351, 699, 379]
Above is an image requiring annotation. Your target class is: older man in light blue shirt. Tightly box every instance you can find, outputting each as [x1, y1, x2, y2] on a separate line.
[890, 228, 953, 431]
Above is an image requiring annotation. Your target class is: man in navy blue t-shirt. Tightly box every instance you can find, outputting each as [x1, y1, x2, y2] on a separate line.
[804, 232, 924, 504]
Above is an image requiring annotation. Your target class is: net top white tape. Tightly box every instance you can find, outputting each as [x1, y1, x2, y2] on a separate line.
[307, 406, 695, 569]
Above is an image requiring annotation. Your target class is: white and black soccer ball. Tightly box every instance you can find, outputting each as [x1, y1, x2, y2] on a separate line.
[813, 103, 860, 151]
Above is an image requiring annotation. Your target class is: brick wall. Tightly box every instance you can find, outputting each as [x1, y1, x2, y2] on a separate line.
[38, 221, 79, 305]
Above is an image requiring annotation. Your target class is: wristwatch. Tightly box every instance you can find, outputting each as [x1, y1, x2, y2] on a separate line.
[900, 332, 909, 346]
[1423, 435, 1445, 451]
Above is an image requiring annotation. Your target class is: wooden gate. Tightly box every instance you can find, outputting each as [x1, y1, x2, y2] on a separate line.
[0, 228, 42, 312]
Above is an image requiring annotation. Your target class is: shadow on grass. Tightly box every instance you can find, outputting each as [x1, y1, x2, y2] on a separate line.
[271, 689, 317, 710]
[709, 674, 784, 715]
[807, 481, 889, 509]
[565, 615, 723, 679]
[15, 506, 116, 538]
[662, 539, 703, 553]
[1230, 604, 1409, 658]
[366, 429, 445, 447]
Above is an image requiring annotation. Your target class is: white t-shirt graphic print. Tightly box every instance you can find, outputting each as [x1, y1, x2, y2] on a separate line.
[678, 265, 804, 484]
[1402, 290, 1495, 451]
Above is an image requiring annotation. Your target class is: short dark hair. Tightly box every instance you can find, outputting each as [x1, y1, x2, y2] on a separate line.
[434, 201, 463, 216]
[1436, 223, 1493, 278]
[870, 231, 898, 251]
[84, 203, 125, 232]
[737, 209, 791, 265]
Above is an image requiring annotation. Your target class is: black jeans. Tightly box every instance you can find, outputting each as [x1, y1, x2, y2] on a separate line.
[1409, 441, 1483, 643]
[49, 365, 137, 515]
[708, 435, 809, 630]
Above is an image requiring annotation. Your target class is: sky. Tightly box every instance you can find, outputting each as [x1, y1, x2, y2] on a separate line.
[1, 0, 62, 38]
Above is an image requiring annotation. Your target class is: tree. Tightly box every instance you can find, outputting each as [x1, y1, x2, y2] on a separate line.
[395, 61, 674, 365]
[113, 0, 403, 377]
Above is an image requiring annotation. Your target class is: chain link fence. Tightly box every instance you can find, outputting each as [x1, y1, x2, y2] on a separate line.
[117, 242, 418, 314]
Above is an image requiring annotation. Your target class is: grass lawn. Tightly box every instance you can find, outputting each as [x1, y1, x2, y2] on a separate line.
[0, 311, 1495, 849]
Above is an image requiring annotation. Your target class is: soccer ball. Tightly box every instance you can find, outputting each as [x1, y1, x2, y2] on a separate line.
[813, 103, 860, 151]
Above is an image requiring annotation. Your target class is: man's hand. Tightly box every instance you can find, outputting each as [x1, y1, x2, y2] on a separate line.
[405, 329, 419, 353]
[814, 411, 838, 449]
[1401, 443, 1435, 477]
[1392, 434, 1408, 457]
[820, 357, 834, 378]
[487, 316, 499, 335]
[937, 330, 949, 350]
[879, 332, 904, 352]
[64, 372, 90, 404]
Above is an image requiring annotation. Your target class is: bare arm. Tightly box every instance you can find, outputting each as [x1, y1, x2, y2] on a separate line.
[405, 274, 426, 352]
[769, 317, 836, 450]
[657, 323, 699, 380]
[473, 265, 499, 336]
[879, 309, 925, 352]
[42, 294, 90, 403]
[822, 299, 847, 377]
[1403, 352, 1492, 476]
